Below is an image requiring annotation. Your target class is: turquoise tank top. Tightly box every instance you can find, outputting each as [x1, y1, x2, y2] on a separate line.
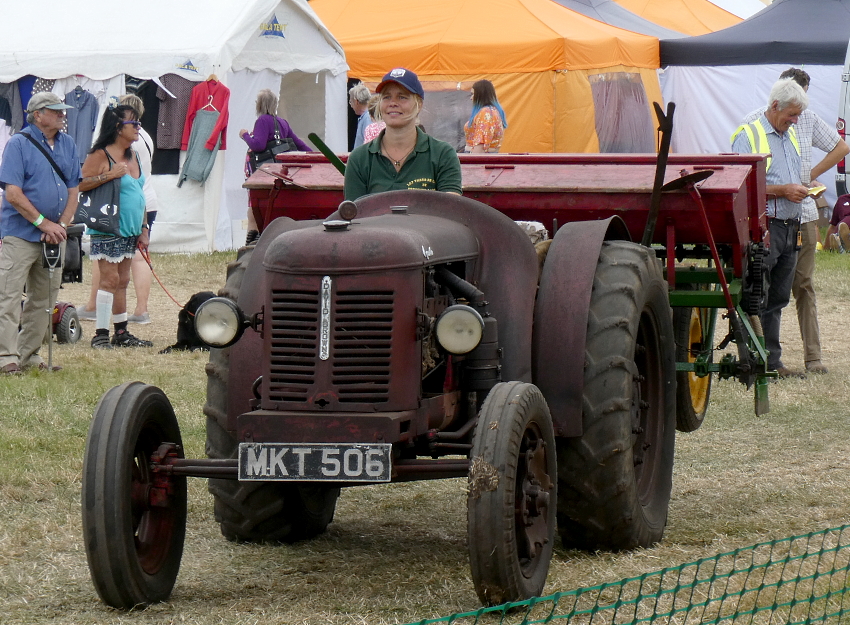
[87, 150, 146, 238]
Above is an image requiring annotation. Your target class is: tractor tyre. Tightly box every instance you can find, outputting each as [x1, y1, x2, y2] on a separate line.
[203, 246, 339, 542]
[287, 484, 342, 540]
[673, 302, 714, 432]
[556, 241, 676, 551]
[468, 382, 556, 606]
[82, 382, 186, 609]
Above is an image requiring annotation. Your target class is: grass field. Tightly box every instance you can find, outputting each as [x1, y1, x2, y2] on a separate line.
[1, 248, 849, 625]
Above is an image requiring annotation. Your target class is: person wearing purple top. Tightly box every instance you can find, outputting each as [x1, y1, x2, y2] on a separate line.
[239, 88, 311, 245]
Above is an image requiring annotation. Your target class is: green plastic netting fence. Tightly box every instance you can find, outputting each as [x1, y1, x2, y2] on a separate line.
[406, 524, 850, 625]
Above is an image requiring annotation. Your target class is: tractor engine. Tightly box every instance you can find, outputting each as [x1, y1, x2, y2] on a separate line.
[200, 205, 507, 457]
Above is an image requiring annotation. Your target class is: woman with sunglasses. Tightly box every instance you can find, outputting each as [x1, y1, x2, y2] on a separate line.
[79, 102, 152, 349]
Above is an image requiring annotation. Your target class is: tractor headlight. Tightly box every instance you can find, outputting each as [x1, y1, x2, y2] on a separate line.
[195, 297, 248, 348]
[435, 305, 484, 355]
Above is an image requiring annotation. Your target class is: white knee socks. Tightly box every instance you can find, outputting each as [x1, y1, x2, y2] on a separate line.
[95, 290, 113, 329]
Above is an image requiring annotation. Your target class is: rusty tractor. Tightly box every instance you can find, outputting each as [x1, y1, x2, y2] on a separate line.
[81, 132, 772, 608]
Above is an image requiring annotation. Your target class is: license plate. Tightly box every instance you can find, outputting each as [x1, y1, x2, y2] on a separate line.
[238, 442, 392, 482]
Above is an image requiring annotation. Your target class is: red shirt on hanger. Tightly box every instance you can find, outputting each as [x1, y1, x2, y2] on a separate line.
[181, 79, 230, 151]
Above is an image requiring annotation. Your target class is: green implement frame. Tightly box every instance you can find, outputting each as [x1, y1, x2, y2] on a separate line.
[669, 267, 774, 416]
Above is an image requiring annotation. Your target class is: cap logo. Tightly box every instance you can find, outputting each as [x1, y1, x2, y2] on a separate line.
[390, 69, 406, 78]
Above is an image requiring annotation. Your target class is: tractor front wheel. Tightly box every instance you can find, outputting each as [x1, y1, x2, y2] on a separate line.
[468, 381, 556, 606]
[81, 382, 187, 609]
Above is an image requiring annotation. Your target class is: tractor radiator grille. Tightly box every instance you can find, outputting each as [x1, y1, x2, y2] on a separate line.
[332, 291, 393, 403]
[268, 290, 319, 402]
[267, 289, 394, 405]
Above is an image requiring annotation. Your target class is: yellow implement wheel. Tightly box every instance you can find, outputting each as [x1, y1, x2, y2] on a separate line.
[674, 305, 714, 432]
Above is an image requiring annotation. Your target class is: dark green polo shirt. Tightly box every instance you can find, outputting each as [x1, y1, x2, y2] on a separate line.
[343, 127, 462, 201]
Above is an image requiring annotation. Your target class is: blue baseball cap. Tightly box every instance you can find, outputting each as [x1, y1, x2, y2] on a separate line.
[376, 68, 425, 99]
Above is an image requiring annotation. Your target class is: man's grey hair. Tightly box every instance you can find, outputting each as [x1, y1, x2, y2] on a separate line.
[769, 78, 808, 112]
[349, 82, 371, 104]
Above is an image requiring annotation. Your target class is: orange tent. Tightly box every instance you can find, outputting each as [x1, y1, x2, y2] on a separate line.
[613, 0, 741, 36]
[311, 0, 664, 153]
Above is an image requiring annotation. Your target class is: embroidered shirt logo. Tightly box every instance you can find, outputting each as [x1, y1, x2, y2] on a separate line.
[407, 177, 436, 190]
[260, 14, 287, 38]
[176, 59, 200, 74]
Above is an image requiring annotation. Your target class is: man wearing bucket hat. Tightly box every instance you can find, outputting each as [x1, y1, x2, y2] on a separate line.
[0, 91, 81, 374]
[344, 68, 461, 201]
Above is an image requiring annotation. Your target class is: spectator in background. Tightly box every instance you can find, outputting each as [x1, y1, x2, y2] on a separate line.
[363, 94, 385, 143]
[732, 79, 809, 380]
[739, 68, 848, 375]
[0, 92, 80, 374]
[825, 193, 850, 252]
[77, 94, 157, 325]
[349, 82, 372, 149]
[239, 89, 311, 246]
[464, 79, 507, 153]
[80, 103, 152, 349]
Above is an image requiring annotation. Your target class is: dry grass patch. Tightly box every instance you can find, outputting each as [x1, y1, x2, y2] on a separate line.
[1, 250, 850, 624]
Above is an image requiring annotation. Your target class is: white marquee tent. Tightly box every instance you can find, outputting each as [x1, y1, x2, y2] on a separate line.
[0, 0, 348, 251]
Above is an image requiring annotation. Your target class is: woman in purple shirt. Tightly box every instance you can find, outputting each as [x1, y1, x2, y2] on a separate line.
[239, 89, 311, 245]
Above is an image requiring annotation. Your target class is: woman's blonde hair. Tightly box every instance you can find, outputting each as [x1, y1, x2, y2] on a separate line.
[119, 93, 144, 118]
[410, 94, 424, 120]
[367, 93, 382, 121]
[255, 89, 278, 116]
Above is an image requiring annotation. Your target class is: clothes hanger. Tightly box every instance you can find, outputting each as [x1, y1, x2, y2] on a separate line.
[201, 94, 218, 111]
[207, 73, 218, 82]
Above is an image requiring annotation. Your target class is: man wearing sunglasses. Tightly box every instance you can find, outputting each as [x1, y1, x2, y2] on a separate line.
[0, 92, 82, 374]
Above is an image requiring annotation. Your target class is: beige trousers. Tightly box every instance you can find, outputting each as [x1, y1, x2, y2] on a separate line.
[791, 220, 821, 363]
[0, 236, 64, 369]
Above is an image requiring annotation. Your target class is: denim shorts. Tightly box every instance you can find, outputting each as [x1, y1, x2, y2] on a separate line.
[89, 235, 138, 262]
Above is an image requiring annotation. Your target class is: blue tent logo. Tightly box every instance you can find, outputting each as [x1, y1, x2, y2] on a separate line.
[259, 14, 286, 38]
[176, 59, 200, 73]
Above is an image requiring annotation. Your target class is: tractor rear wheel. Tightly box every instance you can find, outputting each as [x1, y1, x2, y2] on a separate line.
[468, 382, 556, 606]
[556, 241, 675, 551]
[82, 382, 186, 609]
[204, 246, 339, 542]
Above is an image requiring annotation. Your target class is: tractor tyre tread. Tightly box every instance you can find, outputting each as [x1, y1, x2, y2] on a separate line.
[556, 241, 675, 551]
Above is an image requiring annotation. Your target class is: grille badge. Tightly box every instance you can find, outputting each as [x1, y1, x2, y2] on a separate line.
[319, 276, 332, 360]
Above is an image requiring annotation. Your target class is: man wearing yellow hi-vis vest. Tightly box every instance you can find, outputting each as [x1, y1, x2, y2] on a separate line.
[731, 79, 809, 380]
[739, 69, 848, 380]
